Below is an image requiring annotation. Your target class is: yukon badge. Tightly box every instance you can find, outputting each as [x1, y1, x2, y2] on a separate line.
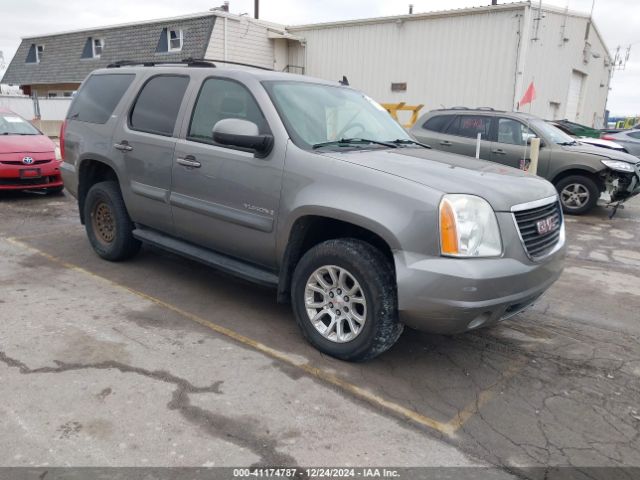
[243, 203, 274, 216]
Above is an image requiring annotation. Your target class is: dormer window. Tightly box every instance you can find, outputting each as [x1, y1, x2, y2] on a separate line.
[92, 38, 104, 58]
[81, 37, 105, 60]
[156, 28, 183, 54]
[168, 29, 183, 51]
[26, 44, 44, 63]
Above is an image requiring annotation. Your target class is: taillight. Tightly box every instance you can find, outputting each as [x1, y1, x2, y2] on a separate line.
[59, 120, 67, 160]
[601, 134, 616, 141]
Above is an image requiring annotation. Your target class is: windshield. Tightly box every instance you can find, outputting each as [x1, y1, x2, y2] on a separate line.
[532, 120, 576, 145]
[263, 81, 411, 149]
[0, 114, 41, 135]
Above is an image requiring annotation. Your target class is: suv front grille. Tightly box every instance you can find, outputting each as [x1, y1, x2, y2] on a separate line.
[513, 200, 562, 259]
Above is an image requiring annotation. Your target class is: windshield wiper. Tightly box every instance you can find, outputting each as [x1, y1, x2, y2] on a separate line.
[558, 141, 579, 146]
[388, 139, 431, 149]
[312, 138, 398, 149]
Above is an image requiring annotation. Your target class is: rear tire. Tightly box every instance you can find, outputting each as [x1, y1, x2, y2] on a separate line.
[555, 175, 600, 215]
[291, 238, 403, 362]
[84, 181, 140, 261]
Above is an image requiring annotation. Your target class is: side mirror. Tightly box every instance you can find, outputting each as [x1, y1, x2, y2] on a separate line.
[212, 118, 273, 158]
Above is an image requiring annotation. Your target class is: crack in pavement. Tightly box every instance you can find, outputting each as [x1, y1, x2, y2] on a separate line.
[0, 350, 299, 467]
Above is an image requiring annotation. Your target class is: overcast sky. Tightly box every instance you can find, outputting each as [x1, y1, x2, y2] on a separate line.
[0, 0, 638, 115]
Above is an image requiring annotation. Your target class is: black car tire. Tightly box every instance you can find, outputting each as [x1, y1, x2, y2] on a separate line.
[84, 181, 140, 261]
[555, 175, 600, 215]
[291, 238, 403, 362]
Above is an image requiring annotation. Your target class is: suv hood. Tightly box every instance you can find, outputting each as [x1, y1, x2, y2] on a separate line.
[561, 143, 639, 164]
[0, 134, 55, 154]
[321, 147, 557, 212]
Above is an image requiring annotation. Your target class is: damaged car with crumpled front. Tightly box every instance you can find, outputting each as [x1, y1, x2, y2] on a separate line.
[411, 109, 640, 215]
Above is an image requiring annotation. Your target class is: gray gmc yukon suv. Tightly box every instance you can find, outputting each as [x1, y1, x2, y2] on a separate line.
[60, 63, 566, 361]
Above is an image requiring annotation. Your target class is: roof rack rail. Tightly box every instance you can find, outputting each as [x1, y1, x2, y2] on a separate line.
[200, 58, 274, 71]
[106, 58, 216, 68]
[106, 58, 273, 71]
[433, 106, 507, 113]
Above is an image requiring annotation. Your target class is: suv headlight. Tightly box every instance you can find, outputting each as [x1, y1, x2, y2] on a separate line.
[601, 160, 635, 173]
[439, 194, 502, 257]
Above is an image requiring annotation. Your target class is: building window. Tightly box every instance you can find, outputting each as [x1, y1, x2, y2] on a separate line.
[168, 29, 183, 51]
[26, 44, 44, 63]
[93, 38, 104, 58]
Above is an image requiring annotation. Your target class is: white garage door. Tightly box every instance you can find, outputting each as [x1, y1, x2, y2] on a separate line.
[565, 71, 585, 121]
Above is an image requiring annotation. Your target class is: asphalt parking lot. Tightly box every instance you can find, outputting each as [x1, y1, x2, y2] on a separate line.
[1, 190, 639, 474]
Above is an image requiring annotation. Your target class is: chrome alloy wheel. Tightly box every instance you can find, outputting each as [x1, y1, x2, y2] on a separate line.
[561, 183, 590, 209]
[304, 265, 367, 343]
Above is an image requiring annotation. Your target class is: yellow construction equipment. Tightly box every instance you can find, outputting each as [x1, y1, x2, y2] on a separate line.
[382, 102, 424, 128]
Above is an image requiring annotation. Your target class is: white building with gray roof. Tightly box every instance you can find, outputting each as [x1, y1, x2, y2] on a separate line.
[2, 2, 612, 127]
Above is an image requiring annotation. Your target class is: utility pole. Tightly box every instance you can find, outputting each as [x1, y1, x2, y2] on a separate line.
[254, 0, 259, 19]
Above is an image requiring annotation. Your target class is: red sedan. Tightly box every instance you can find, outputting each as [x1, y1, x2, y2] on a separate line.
[0, 108, 63, 193]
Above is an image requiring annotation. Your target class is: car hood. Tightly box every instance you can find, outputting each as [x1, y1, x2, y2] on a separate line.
[560, 143, 638, 163]
[577, 138, 624, 150]
[320, 147, 557, 212]
[0, 134, 55, 154]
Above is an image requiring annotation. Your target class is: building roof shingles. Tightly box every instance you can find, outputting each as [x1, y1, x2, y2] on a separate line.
[2, 15, 215, 86]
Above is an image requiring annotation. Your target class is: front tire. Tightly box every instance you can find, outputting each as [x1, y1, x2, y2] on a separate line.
[555, 175, 600, 215]
[291, 239, 403, 362]
[84, 181, 140, 261]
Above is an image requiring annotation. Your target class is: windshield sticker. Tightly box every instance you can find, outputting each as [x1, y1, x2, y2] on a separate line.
[4, 116, 26, 123]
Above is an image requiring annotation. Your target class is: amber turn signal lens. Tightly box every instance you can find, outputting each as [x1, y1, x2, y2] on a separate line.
[440, 199, 459, 255]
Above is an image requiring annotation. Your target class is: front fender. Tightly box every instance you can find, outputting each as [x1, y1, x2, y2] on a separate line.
[276, 144, 444, 265]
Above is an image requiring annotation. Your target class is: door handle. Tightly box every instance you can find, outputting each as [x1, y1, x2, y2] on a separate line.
[176, 155, 201, 168]
[492, 149, 506, 155]
[440, 141, 452, 146]
[114, 141, 133, 152]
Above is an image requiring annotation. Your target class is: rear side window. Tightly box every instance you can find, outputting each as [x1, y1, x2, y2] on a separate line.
[446, 115, 492, 139]
[497, 118, 536, 145]
[422, 115, 453, 132]
[129, 75, 189, 136]
[188, 78, 269, 143]
[68, 74, 134, 124]
[628, 132, 640, 139]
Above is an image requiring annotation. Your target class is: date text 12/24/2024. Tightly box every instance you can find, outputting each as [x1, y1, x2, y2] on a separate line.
[233, 468, 400, 478]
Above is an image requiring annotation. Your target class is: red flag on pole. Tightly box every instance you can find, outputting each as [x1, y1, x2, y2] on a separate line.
[519, 81, 536, 108]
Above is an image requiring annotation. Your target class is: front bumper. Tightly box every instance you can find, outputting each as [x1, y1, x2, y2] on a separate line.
[395, 214, 566, 334]
[606, 163, 640, 203]
[0, 159, 63, 191]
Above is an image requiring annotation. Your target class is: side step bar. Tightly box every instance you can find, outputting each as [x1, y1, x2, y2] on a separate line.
[132, 228, 279, 287]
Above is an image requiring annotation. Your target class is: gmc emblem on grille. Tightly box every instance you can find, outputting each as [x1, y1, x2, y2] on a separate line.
[536, 216, 558, 235]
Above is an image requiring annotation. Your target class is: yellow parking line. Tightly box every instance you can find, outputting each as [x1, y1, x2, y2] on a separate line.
[445, 359, 526, 432]
[4, 228, 81, 241]
[5, 236, 523, 436]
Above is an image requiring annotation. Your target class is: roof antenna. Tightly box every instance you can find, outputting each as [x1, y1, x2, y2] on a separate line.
[339, 75, 349, 86]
